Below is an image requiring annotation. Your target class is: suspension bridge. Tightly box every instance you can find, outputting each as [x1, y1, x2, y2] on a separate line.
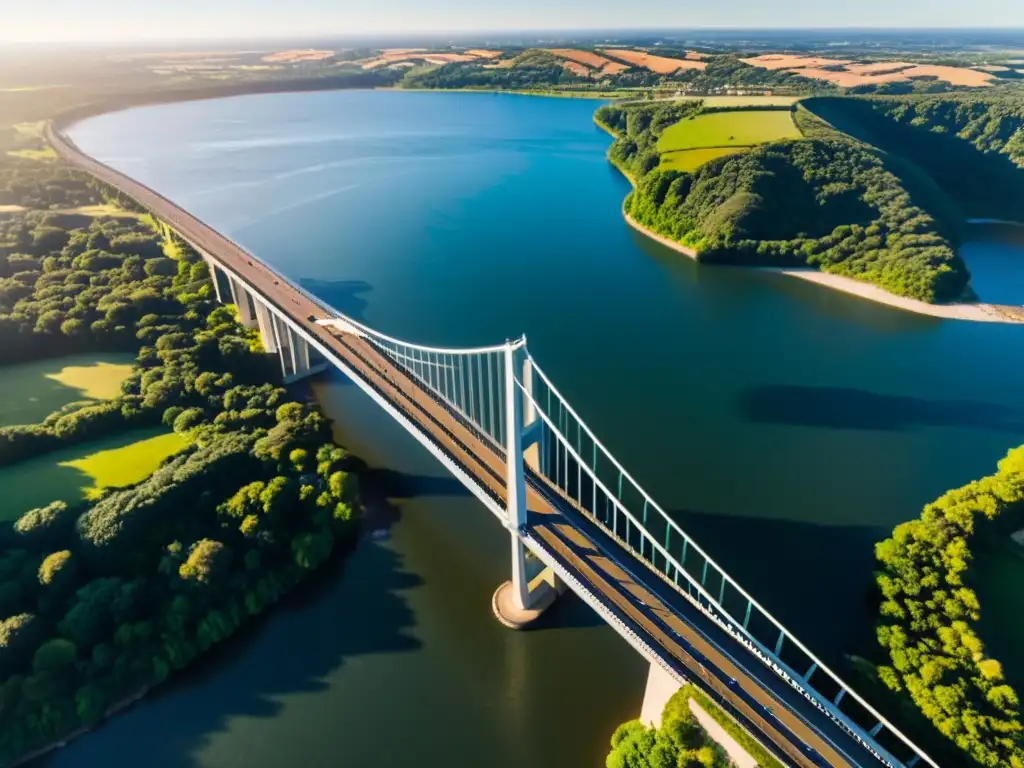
[48, 121, 938, 768]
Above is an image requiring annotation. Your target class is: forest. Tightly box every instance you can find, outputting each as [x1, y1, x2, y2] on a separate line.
[871, 447, 1024, 767]
[803, 95, 1024, 222]
[0, 156, 361, 765]
[597, 101, 971, 303]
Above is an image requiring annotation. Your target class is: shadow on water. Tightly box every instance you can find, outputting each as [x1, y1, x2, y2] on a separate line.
[737, 385, 1024, 433]
[671, 507, 887, 666]
[299, 278, 373, 322]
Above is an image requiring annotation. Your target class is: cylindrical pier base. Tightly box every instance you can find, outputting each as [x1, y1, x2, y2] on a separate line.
[491, 581, 556, 630]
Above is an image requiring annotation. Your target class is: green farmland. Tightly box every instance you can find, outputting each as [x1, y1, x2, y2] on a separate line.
[660, 146, 745, 172]
[0, 428, 188, 520]
[656, 109, 801, 173]
[657, 109, 801, 153]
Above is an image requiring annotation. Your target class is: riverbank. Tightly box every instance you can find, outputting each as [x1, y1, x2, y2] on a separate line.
[773, 268, 1024, 322]
[623, 208, 697, 259]
[622, 209, 1022, 323]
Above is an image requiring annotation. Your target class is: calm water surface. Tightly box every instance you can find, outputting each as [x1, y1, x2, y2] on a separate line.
[57, 91, 1024, 767]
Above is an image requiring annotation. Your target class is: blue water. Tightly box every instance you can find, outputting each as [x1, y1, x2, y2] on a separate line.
[57, 90, 1024, 768]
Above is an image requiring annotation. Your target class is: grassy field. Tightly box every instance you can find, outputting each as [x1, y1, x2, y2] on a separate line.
[0, 353, 135, 427]
[6, 147, 57, 161]
[657, 109, 800, 153]
[0, 428, 188, 521]
[660, 146, 745, 171]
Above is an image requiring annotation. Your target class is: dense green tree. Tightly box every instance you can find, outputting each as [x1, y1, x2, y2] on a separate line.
[13, 502, 77, 550]
[0, 614, 42, 679]
[873, 446, 1024, 767]
[178, 539, 233, 587]
[37, 551, 77, 594]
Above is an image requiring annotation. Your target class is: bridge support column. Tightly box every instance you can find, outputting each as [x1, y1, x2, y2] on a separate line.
[199, 251, 230, 304]
[640, 663, 682, 729]
[273, 315, 293, 380]
[192, 248, 223, 302]
[492, 341, 562, 630]
[289, 327, 311, 377]
[254, 302, 278, 354]
[228, 277, 258, 330]
[277, 322, 327, 384]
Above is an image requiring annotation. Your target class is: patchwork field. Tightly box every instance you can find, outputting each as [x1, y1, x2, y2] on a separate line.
[0, 428, 188, 521]
[740, 54, 996, 88]
[261, 49, 335, 64]
[0, 353, 136, 427]
[660, 147, 744, 172]
[599, 49, 706, 73]
[548, 49, 630, 76]
[362, 51, 476, 69]
[657, 110, 800, 153]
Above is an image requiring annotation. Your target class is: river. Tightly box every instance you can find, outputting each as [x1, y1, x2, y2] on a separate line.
[53, 90, 1024, 767]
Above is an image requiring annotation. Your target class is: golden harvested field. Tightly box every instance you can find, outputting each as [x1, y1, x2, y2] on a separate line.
[790, 68, 910, 88]
[261, 49, 335, 63]
[599, 49, 706, 73]
[561, 61, 592, 78]
[549, 49, 615, 70]
[845, 62, 913, 75]
[742, 54, 996, 88]
[362, 51, 474, 69]
[601, 61, 630, 75]
[423, 54, 475, 64]
[899, 65, 995, 86]
[741, 55, 852, 70]
[466, 49, 502, 59]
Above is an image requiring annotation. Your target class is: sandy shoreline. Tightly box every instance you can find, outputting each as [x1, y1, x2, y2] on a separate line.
[623, 209, 698, 259]
[622, 209, 1023, 324]
[770, 268, 1017, 322]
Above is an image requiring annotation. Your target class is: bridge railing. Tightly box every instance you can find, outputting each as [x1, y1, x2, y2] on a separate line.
[518, 350, 933, 768]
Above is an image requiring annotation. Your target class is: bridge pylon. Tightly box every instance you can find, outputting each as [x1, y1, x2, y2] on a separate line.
[492, 340, 564, 629]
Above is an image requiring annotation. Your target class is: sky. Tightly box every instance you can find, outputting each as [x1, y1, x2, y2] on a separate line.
[5, 0, 1024, 43]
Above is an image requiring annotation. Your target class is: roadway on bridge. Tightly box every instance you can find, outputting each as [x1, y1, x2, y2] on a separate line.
[49, 122, 890, 768]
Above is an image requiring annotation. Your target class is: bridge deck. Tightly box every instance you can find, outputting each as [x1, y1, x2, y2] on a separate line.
[49, 123, 886, 768]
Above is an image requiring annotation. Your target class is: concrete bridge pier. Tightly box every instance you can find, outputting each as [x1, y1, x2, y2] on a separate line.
[254, 303, 278, 354]
[493, 345, 565, 629]
[228, 276, 258, 330]
[640, 662, 683, 728]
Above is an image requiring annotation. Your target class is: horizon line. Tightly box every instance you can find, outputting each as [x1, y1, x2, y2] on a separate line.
[4, 24, 1024, 46]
